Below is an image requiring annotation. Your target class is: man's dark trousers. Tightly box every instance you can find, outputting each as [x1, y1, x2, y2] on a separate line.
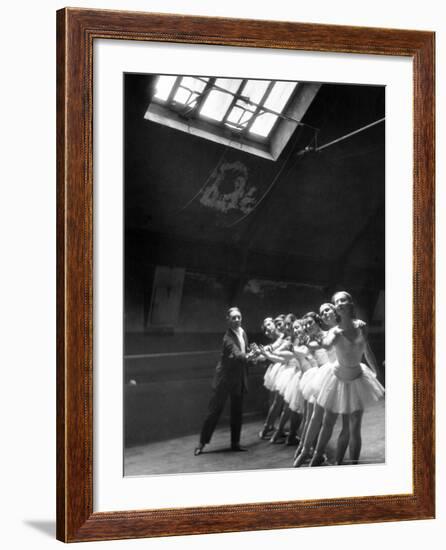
[199, 384, 243, 447]
[199, 328, 249, 447]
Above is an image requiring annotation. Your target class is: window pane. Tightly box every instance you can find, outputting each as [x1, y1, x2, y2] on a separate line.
[173, 87, 193, 104]
[239, 79, 271, 106]
[264, 81, 297, 112]
[225, 105, 253, 130]
[199, 79, 242, 121]
[173, 77, 209, 105]
[249, 112, 278, 137]
[226, 106, 244, 124]
[154, 75, 177, 101]
[239, 110, 253, 126]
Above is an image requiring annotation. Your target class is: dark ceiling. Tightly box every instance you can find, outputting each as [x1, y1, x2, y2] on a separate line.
[124, 74, 385, 290]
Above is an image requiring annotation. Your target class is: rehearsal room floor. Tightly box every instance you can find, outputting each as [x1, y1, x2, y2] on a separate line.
[124, 400, 385, 476]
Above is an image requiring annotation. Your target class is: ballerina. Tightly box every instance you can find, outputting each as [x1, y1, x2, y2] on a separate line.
[269, 319, 307, 445]
[259, 313, 298, 443]
[296, 292, 384, 467]
[294, 304, 358, 465]
[282, 320, 316, 445]
[292, 310, 334, 461]
[274, 314, 286, 334]
[258, 317, 285, 439]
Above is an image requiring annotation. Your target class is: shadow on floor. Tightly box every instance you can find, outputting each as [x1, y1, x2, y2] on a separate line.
[23, 520, 56, 538]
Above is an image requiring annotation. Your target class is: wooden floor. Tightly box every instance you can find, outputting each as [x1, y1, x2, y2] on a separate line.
[124, 400, 385, 476]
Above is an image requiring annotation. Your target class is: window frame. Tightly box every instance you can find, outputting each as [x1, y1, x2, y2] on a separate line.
[146, 75, 321, 160]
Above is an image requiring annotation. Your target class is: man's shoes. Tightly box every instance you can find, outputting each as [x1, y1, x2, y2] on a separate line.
[194, 443, 205, 456]
[231, 444, 248, 452]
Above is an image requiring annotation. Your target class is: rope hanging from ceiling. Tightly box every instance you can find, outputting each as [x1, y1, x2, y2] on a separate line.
[296, 117, 385, 156]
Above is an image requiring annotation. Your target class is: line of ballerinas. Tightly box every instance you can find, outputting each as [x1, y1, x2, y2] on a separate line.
[251, 291, 385, 467]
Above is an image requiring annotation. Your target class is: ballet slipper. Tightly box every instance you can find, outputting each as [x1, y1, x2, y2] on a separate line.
[293, 449, 310, 467]
[258, 425, 274, 439]
[294, 442, 304, 459]
[269, 430, 285, 444]
[309, 452, 326, 467]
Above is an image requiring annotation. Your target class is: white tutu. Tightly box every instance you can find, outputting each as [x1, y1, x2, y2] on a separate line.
[301, 362, 333, 400]
[265, 362, 284, 392]
[298, 346, 337, 401]
[316, 362, 385, 413]
[275, 363, 296, 396]
[284, 370, 304, 412]
[263, 363, 275, 391]
[299, 366, 318, 400]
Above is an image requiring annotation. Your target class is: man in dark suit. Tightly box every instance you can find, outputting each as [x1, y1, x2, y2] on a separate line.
[194, 307, 253, 455]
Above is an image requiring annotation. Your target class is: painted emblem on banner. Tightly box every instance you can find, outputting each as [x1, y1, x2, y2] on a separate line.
[200, 161, 257, 214]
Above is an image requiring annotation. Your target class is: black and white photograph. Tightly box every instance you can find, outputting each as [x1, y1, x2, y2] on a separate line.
[123, 73, 386, 476]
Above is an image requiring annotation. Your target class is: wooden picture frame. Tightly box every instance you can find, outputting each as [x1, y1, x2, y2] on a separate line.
[56, 7, 435, 542]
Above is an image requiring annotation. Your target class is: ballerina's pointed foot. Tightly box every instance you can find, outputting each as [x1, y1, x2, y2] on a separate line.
[270, 431, 284, 444]
[309, 452, 327, 467]
[294, 443, 303, 460]
[293, 450, 309, 467]
[258, 426, 274, 440]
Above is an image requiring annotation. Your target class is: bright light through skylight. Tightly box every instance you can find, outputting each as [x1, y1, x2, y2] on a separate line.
[264, 81, 296, 111]
[199, 79, 242, 122]
[224, 80, 270, 130]
[249, 112, 279, 137]
[152, 76, 300, 139]
[239, 79, 270, 105]
[173, 77, 209, 106]
[154, 75, 177, 101]
[226, 105, 254, 128]
[249, 81, 297, 137]
[147, 76, 319, 161]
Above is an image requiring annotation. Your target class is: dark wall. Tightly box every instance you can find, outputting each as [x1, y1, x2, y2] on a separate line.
[125, 354, 268, 446]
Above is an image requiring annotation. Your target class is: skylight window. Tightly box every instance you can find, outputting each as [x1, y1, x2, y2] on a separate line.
[199, 79, 243, 122]
[146, 75, 321, 161]
[264, 81, 296, 111]
[154, 75, 177, 101]
[250, 81, 296, 137]
[225, 79, 271, 131]
[249, 112, 278, 138]
[172, 76, 209, 106]
[153, 76, 297, 138]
